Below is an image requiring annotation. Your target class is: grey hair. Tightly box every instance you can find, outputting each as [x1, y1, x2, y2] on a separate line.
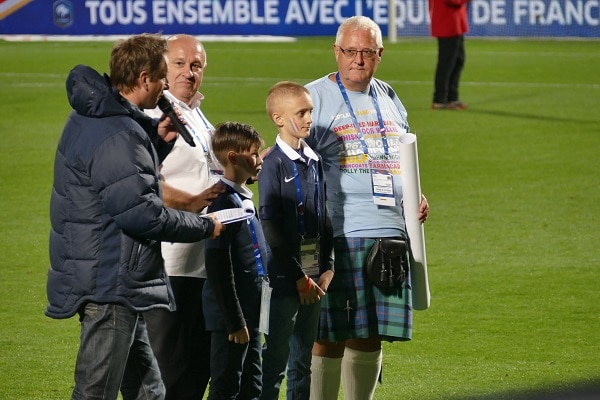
[335, 16, 383, 48]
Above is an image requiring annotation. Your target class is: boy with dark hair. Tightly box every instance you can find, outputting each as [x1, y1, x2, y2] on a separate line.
[203, 121, 269, 400]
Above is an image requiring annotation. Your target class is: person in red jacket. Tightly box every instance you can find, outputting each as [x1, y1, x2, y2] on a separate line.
[429, 0, 470, 110]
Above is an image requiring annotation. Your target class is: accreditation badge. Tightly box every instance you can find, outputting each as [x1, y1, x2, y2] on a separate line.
[370, 165, 396, 207]
[300, 238, 320, 277]
[259, 278, 272, 334]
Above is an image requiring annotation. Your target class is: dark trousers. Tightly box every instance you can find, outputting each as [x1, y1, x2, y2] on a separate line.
[208, 329, 262, 400]
[433, 35, 466, 103]
[145, 277, 211, 400]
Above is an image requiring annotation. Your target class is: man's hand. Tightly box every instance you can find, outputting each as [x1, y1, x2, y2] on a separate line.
[162, 182, 226, 213]
[157, 115, 179, 143]
[317, 270, 334, 293]
[418, 194, 430, 223]
[206, 215, 224, 239]
[189, 182, 227, 213]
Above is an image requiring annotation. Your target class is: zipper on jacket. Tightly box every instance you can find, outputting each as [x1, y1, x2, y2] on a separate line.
[130, 242, 142, 270]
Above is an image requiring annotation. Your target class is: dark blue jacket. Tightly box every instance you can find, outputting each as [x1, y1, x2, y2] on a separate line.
[46, 64, 215, 319]
[203, 185, 270, 333]
[258, 142, 334, 293]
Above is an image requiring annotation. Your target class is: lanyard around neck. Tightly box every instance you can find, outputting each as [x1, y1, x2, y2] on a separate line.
[179, 108, 211, 155]
[276, 144, 321, 239]
[231, 192, 265, 277]
[335, 72, 389, 157]
[195, 108, 213, 132]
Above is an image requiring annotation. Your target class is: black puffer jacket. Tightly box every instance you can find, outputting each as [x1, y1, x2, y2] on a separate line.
[46, 64, 215, 319]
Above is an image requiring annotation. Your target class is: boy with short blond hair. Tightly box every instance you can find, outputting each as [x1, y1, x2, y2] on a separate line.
[258, 81, 334, 400]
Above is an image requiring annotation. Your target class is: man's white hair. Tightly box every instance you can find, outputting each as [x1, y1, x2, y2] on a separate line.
[335, 16, 383, 48]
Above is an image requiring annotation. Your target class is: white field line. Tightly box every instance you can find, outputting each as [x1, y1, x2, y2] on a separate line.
[1, 73, 598, 90]
[0, 34, 296, 42]
[392, 80, 600, 90]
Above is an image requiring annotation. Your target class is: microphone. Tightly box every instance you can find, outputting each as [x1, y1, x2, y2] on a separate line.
[157, 95, 196, 147]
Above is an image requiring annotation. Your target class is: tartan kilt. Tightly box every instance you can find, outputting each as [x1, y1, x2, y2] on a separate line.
[317, 236, 412, 342]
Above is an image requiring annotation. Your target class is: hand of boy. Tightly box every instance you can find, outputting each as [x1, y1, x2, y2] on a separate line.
[229, 327, 249, 344]
[297, 276, 325, 304]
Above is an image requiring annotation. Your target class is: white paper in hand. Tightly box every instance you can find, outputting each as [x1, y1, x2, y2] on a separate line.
[205, 199, 255, 224]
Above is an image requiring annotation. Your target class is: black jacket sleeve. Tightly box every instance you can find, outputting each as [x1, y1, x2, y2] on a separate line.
[205, 247, 246, 333]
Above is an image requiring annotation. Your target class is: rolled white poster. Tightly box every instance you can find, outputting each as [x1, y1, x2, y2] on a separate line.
[399, 133, 430, 310]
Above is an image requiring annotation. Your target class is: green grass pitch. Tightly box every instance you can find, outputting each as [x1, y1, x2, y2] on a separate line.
[0, 37, 599, 399]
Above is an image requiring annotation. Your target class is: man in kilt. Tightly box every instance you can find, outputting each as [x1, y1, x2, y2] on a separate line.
[305, 16, 430, 400]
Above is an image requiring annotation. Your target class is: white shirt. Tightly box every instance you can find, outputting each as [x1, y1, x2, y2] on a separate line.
[147, 90, 221, 278]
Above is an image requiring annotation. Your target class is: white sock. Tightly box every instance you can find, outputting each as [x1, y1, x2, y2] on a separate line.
[310, 355, 342, 400]
[341, 347, 383, 400]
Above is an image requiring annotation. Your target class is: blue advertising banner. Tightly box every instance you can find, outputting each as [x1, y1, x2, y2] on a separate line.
[0, 0, 598, 38]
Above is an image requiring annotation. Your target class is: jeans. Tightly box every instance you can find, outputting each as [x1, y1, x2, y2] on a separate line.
[208, 329, 263, 400]
[433, 35, 466, 103]
[72, 303, 165, 400]
[260, 291, 321, 400]
[145, 277, 211, 400]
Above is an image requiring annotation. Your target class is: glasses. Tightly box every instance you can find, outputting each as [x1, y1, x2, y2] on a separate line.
[337, 46, 380, 59]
